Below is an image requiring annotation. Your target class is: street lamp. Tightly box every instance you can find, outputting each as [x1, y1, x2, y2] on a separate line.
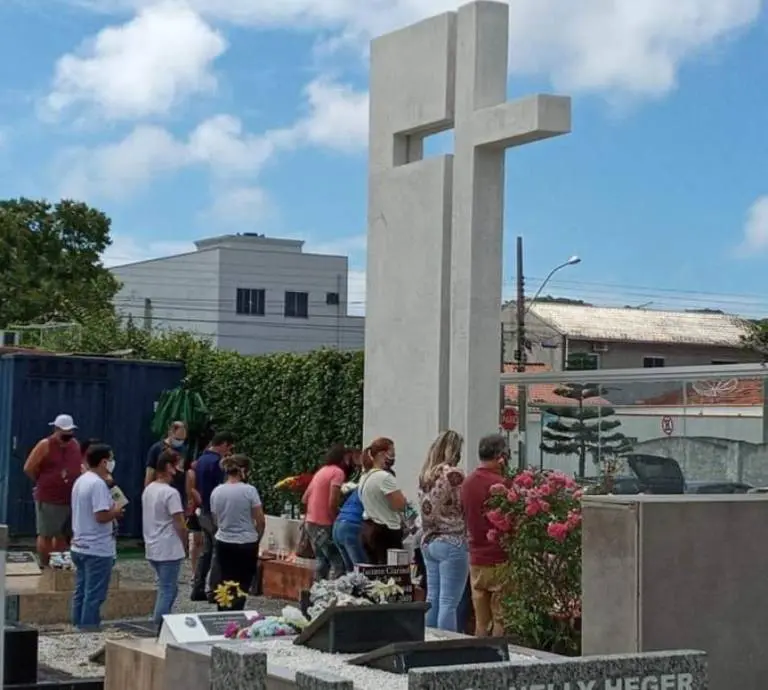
[513, 238, 581, 469]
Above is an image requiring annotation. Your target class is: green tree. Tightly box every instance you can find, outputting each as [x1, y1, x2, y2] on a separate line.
[540, 354, 632, 477]
[741, 319, 768, 358]
[0, 198, 119, 328]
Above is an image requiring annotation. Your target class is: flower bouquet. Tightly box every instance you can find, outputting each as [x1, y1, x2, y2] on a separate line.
[223, 606, 310, 639]
[213, 580, 247, 611]
[306, 571, 404, 620]
[274, 473, 314, 495]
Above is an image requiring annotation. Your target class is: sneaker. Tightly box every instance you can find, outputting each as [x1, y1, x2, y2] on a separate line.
[190, 590, 208, 602]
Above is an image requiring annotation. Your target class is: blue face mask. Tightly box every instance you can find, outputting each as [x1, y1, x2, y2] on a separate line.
[170, 439, 184, 449]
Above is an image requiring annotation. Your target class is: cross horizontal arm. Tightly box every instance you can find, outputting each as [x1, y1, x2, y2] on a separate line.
[472, 94, 571, 149]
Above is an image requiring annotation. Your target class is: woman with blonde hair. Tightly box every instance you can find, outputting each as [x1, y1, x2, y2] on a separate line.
[418, 430, 468, 631]
[359, 437, 407, 564]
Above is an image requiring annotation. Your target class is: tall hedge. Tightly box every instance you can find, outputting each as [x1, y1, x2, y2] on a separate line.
[35, 316, 364, 515]
[186, 348, 364, 514]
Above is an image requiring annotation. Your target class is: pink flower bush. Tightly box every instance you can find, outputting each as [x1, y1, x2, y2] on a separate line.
[485, 468, 583, 655]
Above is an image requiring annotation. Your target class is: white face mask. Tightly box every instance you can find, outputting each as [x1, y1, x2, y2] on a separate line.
[106, 459, 116, 474]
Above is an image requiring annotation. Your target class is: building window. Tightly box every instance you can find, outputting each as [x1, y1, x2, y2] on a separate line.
[236, 288, 265, 316]
[643, 357, 665, 368]
[566, 352, 599, 371]
[326, 292, 340, 306]
[285, 291, 309, 318]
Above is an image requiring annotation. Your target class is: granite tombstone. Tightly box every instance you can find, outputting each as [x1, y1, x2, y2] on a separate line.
[407, 650, 707, 690]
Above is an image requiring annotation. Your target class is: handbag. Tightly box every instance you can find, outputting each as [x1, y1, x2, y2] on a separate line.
[296, 521, 315, 559]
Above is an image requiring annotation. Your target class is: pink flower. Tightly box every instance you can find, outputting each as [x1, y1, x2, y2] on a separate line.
[525, 499, 541, 517]
[566, 510, 582, 529]
[506, 488, 519, 503]
[224, 621, 240, 639]
[487, 529, 499, 543]
[489, 483, 508, 496]
[538, 500, 551, 514]
[547, 522, 569, 543]
[487, 508, 513, 532]
[538, 482, 553, 496]
[573, 489, 584, 499]
[514, 472, 535, 489]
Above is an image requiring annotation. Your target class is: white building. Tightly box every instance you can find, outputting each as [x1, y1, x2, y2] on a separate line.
[111, 233, 365, 355]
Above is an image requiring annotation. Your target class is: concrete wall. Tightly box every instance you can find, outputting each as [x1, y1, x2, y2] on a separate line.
[216, 246, 363, 355]
[113, 249, 222, 344]
[111, 240, 364, 356]
[582, 494, 768, 689]
[364, 10, 456, 501]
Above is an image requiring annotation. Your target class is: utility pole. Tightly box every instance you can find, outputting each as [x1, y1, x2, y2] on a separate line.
[515, 236, 527, 469]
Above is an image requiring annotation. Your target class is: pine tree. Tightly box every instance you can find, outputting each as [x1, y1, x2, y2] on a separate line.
[540, 356, 633, 478]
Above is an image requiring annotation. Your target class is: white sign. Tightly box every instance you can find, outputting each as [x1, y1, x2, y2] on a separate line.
[509, 673, 693, 690]
[158, 611, 259, 644]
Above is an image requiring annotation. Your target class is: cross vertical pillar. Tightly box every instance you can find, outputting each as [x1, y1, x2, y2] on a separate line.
[448, 1, 571, 469]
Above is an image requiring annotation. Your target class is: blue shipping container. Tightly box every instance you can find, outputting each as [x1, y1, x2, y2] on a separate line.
[0, 353, 184, 538]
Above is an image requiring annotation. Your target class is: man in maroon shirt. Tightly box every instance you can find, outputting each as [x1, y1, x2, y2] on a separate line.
[24, 414, 84, 566]
[460, 433, 510, 637]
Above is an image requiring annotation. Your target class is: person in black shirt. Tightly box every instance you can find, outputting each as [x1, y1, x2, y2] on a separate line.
[145, 422, 188, 505]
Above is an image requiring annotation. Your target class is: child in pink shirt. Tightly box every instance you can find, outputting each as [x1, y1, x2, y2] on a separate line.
[302, 445, 349, 580]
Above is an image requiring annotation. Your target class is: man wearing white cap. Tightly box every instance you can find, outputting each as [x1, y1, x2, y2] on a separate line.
[23, 414, 84, 566]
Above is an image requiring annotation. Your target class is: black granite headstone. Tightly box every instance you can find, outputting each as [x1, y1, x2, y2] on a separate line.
[5, 622, 38, 685]
[349, 637, 510, 674]
[294, 602, 429, 654]
[356, 564, 413, 601]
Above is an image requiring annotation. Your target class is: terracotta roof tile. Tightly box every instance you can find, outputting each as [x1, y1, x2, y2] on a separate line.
[504, 363, 612, 407]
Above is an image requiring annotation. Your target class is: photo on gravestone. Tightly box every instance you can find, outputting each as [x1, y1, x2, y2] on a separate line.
[199, 612, 251, 637]
[355, 564, 413, 602]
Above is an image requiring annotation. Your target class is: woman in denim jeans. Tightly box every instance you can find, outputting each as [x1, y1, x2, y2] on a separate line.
[142, 451, 188, 625]
[418, 430, 468, 632]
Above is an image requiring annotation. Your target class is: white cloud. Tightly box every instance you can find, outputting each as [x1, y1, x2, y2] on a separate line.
[45, 1, 226, 121]
[55, 73, 368, 202]
[294, 79, 369, 151]
[205, 185, 273, 224]
[66, 0, 762, 102]
[737, 196, 768, 255]
[102, 233, 197, 267]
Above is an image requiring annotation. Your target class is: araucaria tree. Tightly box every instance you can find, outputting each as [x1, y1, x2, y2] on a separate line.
[540, 383, 632, 478]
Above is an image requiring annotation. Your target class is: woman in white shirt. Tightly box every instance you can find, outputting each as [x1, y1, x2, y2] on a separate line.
[359, 437, 407, 564]
[142, 451, 188, 625]
[210, 454, 265, 610]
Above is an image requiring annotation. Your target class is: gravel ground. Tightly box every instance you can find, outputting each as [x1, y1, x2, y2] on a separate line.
[37, 558, 293, 676]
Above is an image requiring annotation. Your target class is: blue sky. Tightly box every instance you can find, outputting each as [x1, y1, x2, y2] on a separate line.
[1, 0, 767, 317]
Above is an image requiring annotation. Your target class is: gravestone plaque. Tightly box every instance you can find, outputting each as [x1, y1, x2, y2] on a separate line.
[6, 551, 41, 576]
[295, 602, 429, 654]
[350, 637, 510, 674]
[407, 650, 707, 690]
[158, 611, 258, 644]
[356, 564, 413, 602]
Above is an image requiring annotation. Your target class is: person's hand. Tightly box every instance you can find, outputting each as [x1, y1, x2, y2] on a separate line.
[111, 504, 125, 520]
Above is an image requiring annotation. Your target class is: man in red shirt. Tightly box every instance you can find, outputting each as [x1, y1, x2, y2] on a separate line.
[24, 414, 84, 566]
[460, 433, 510, 637]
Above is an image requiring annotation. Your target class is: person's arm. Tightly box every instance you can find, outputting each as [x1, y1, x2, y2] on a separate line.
[185, 468, 200, 512]
[381, 473, 407, 512]
[93, 483, 122, 524]
[250, 486, 266, 538]
[23, 440, 47, 481]
[328, 468, 344, 519]
[167, 490, 188, 554]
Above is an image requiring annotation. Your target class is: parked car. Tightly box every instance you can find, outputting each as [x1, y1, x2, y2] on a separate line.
[581, 454, 752, 495]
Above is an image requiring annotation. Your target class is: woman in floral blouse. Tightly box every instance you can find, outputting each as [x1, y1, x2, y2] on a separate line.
[418, 430, 467, 632]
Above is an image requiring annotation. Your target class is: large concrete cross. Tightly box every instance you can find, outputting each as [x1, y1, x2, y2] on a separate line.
[364, 1, 571, 497]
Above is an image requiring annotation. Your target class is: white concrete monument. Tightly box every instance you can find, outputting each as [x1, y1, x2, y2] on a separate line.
[364, 1, 571, 497]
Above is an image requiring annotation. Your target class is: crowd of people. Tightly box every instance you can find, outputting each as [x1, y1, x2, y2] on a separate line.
[300, 430, 512, 636]
[23, 412, 513, 637]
